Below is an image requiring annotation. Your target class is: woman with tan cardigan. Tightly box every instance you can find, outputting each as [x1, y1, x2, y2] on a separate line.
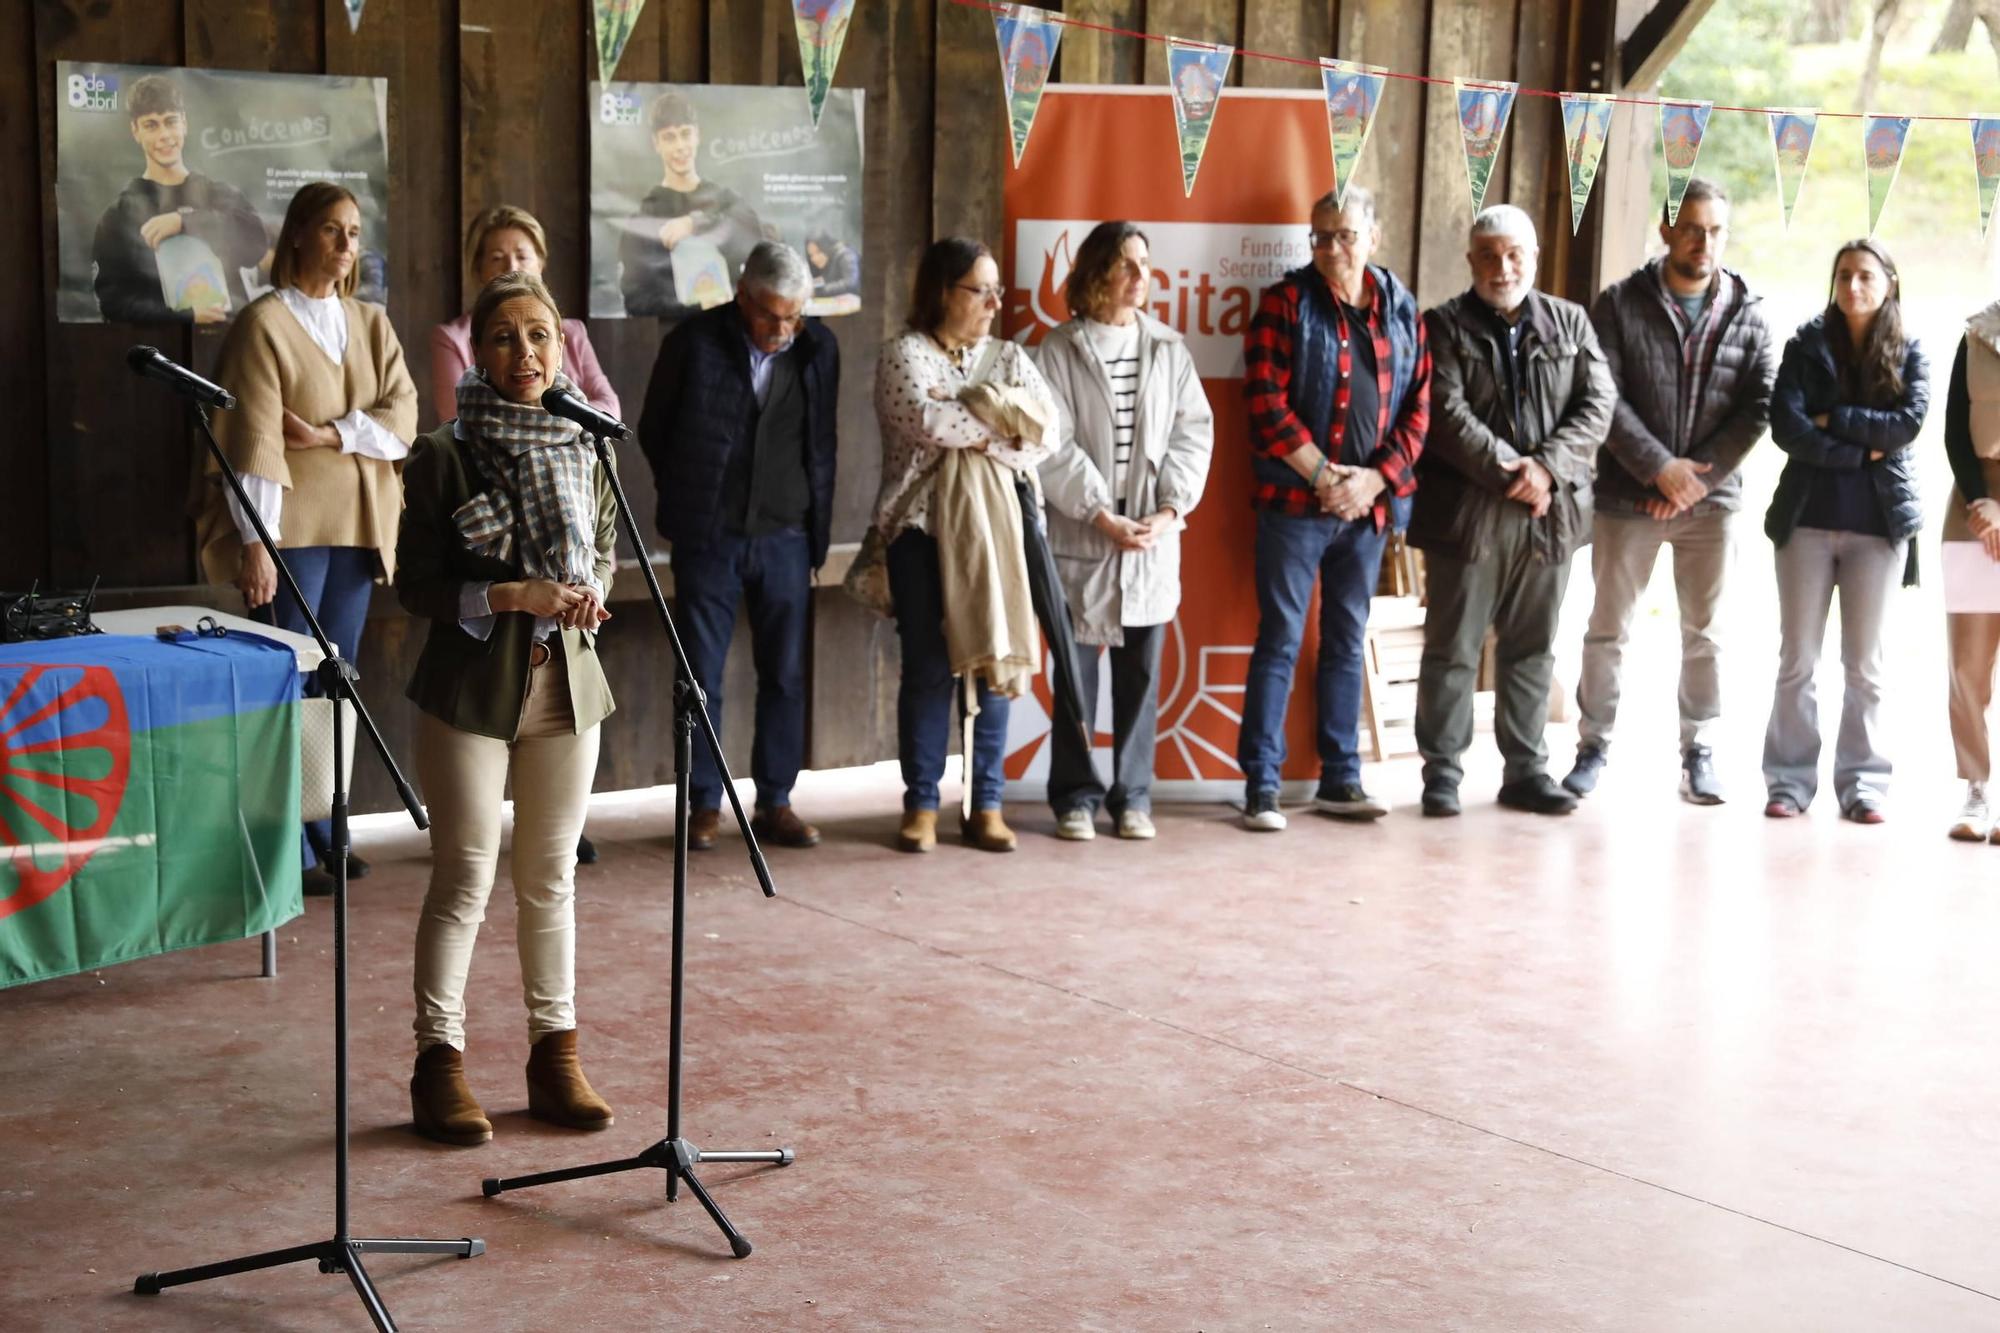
[397, 271, 618, 1147]
[197, 180, 417, 893]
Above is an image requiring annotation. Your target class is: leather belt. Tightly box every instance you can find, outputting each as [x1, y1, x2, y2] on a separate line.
[528, 640, 553, 669]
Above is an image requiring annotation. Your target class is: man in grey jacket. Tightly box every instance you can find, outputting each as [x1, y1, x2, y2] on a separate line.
[1411, 205, 1616, 817]
[1562, 179, 1776, 804]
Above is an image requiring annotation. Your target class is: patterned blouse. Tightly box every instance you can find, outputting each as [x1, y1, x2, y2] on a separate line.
[871, 330, 1058, 536]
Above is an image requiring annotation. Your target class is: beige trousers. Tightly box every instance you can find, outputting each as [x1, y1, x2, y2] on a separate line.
[1945, 478, 2000, 781]
[412, 650, 600, 1052]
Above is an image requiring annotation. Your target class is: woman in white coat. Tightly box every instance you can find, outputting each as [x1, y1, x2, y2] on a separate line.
[1036, 222, 1215, 840]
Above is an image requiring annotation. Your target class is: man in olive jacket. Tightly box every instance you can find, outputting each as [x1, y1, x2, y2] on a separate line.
[1410, 205, 1616, 817]
[1563, 180, 1775, 806]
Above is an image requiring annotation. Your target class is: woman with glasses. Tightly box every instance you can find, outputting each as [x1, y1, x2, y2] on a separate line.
[1762, 238, 1928, 823]
[872, 238, 1057, 853]
[1035, 221, 1214, 841]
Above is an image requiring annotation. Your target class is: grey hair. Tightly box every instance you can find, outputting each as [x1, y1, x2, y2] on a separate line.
[1469, 204, 1537, 246]
[1310, 184, 1377, 228]
[740, 240, 813, 301]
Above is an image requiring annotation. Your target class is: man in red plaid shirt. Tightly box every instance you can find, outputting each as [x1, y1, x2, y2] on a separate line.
[1235, 185, 1431, 832]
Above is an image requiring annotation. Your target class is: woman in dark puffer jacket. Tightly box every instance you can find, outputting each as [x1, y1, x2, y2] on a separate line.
[1762, 238, 1928, 824]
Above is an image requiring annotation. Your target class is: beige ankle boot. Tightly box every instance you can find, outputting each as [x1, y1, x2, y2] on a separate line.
[525, 1030, 614, 1131]
[961, 808, 1017, 852]
[410, 1044, 493, 1146]
[896, 808, 938, 853]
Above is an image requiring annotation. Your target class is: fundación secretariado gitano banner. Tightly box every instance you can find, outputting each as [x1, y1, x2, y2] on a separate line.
[54, 63, 390, 325]
[588, 82, 864, 322]
[1002, 86, 1331, 797]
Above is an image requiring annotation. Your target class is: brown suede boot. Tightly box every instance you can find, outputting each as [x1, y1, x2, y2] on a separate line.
[896, 808, 938, 853]
[961, 808, 1017, 852]
[410, 1044, 493, 1146]
[525, 1030, 614, 1131]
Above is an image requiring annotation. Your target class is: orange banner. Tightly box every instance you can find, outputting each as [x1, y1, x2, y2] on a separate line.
[1001, 86, 1330, 795]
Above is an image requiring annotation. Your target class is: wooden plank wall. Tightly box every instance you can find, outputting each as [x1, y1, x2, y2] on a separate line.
[4, 0, 1609, 813]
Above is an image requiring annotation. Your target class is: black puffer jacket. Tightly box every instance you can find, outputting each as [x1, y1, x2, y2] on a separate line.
[1409, 288, 1616, 565]
[1765, 313, 1928, 580]
[636, 302, 840, 567]
[1588, 261, 1775, 516]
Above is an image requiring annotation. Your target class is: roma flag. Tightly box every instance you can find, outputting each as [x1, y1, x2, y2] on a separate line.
[0, 634, 303, 987]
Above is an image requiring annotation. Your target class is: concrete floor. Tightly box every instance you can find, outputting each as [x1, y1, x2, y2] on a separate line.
[4, 739, 1999, 1331]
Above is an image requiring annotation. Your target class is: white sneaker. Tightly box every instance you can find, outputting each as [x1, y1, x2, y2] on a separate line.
[1952, 781, 1991, 842]
[1116, 809, 1156, 840]
[1241, 793, 1287, 832]
[1055, 808, 1096, 841]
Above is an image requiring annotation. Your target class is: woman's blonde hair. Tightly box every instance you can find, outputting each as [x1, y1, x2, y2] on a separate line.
[470, 271, 564, 348]
[462, 205, 550, 306]
[270, 181, 360, 297]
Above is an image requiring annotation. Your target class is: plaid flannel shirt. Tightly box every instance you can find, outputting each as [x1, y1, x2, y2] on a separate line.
[1243, 270, 1430, 526]
[1658, 266, 1736, 452]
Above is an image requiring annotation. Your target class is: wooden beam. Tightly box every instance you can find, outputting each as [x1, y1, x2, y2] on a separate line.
[1620, 0, 1718, 90]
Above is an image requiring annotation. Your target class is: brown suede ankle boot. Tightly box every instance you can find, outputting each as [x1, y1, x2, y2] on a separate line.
[525, 1029, 614, 1131]
[410, 1044, 493, 1146]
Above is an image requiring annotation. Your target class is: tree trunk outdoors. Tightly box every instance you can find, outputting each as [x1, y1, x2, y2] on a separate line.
[1934, 0, 1976, 51]
[1978, 0, 2000, 77]
[1798, 0, 1853, 43]
[1854, 0, 1902, 111]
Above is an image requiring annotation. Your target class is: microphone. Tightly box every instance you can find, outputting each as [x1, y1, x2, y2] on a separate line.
[126, 345, 237, 410]
[541, 383, 629, 440]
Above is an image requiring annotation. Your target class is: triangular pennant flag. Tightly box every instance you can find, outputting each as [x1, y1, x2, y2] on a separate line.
[1767, 109, 1818, 232]
[343, 0, 365, 33]
[1453, 79, 1517, 214]
[1319, 59, 1386, 210]
[1166, 39, 1233, 197]
[592, 0, 645, 85]
[794, 0, 856, 128]
[1558, 92, 1614, 235]
[993, 4, 1063, 168]
[1972, 117, 2000, 236]
[1863, 113, 1912, 235]
[1659, 99, 1714, 225]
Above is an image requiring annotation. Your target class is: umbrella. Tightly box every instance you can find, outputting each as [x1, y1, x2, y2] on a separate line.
[1014, 476, 1093, 755]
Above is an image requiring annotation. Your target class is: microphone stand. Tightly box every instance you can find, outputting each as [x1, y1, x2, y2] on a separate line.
[480, 429, 794, 1258]
[134, 399, 482, 1329]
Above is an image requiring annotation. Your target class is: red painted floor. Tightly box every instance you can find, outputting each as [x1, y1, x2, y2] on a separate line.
[4, 742, 1998, 1330]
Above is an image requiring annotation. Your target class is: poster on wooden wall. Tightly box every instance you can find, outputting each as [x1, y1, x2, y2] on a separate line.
[53, 63, 390, 326]
[588, 82, 864, 322]
[1001, 86, 1331, 798]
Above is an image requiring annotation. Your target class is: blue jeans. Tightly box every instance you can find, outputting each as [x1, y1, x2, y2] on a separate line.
[671, 527, 812, 811]
[887, 529, 1010, 811]
[1236, 511, 1387, 795]
[255, 545, 377, 868]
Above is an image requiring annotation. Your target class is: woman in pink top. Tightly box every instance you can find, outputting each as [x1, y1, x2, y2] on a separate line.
[431, 205, 621, 425]
[434, 206, 620, 866]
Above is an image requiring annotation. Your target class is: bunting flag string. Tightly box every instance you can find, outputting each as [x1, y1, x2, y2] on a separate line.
[1974, 117, 2000, 236]
[1165, 39, 1233, 197]
[993, 3, 1062, 167]
[1454, 79, 1517, 215]
[794, 0, 856, 128]
[1559, 93, 1614, 235]
[1768, 110, 1818, 232]
[1320, 59, 1386, 211]
[343, 0, 366, 34]
[1659, 99, 1713, 226]
[1864, 114, 1913, 234]
[592, 0, 645, 85]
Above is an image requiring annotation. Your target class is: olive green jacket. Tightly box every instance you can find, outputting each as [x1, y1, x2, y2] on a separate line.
[395, 423, 618, 740]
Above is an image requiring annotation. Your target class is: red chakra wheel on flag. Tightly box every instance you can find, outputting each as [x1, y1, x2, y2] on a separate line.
[0, 665, 133, 921]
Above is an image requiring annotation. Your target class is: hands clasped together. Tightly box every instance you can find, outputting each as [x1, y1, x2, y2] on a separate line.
[1091, 507, 1180, 552]
[494, 578, 612, 631]
[1314, 463, 1386, 522]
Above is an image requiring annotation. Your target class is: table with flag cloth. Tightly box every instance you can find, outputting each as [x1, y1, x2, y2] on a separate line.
[0, 632, 304, 987]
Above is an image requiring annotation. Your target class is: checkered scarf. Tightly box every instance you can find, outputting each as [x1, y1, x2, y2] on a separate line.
[452, 368, 596, 585]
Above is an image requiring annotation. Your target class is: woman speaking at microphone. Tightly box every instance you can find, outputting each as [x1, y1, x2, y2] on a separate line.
[396, 270, 619, 1147]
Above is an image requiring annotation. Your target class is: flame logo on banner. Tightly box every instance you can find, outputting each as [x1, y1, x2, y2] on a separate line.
[1768, 109, 1818, 233]
[1659, 99, 1714, 226]
[1863, 113, 1912, 235]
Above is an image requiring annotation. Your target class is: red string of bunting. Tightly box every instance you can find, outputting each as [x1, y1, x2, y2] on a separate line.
[946, 0, 1985, 124]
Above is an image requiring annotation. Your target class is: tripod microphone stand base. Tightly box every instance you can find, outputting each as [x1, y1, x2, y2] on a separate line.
[482, 1139, 794, 1258]
[136, 1236, 484, 1320]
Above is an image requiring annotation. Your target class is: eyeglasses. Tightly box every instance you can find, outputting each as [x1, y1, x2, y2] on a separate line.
[955, 283, 1004, 302]
[1309, 228, 1363, 249]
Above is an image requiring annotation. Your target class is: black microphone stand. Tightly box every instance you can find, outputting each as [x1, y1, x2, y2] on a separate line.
[480, 429, 793, 1258]
[134, 398, 482, 1329]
